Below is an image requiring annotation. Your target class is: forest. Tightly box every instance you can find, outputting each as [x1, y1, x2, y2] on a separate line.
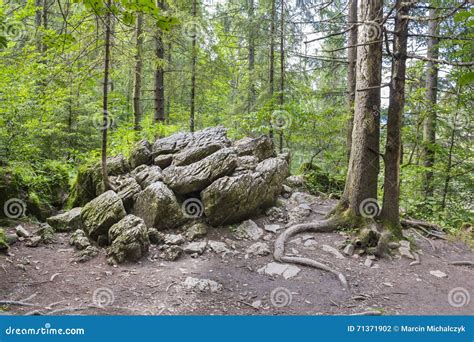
[0, 0, 472, 315]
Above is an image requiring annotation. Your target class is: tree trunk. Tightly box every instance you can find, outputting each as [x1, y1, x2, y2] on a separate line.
[165, 42, 172, 122]
[268, 0, 276, 139]
[346, 0, 357, 162]
[422, 8, 439, 199]
[154, 32, 165, 123]
[133, 13, 143, 131]
[35, 0, 42, 51]
[337, 0, 383, 217]
[278, 0, 285, 152]
[101, 0, 112, 191]
[248, 0, 255, 113]
[189, 0, 197, 133]
[380, 0, 411, 236]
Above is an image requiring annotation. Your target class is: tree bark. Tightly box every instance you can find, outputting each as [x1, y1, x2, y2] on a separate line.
[278, 0, 285, 152]
[189, 0, 197, 133]
[346, 0, 357, 162]
[380, 0, 411, 236]
[101, 0, 112, 191]
[422, 8, 439, 199]
[133, 13, 143, 131]
[154, 1, 165, 124]
[268, 0, 276, 139]
[248, 0, 255, 113]
[338, 0, 383, 216]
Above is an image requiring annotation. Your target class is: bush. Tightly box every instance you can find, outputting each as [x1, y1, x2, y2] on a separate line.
[298, 162, 344, 195]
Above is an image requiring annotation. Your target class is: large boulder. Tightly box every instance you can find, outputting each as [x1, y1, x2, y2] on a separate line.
[152, 126, 230, 157]
[133, 182, 187, 230]
[233, 135, 275, 161]
[129, 140, 152, 169]
[202, 156, 289, 225]
[81, 190, 126, 241]
[107, 215, 150, 264]
[46, 207, 83, 232]
[132, 165, 163, 189]
[172, 143, 223, 166]
[163, 148, 237, 194]
[113, 176, 142, 211]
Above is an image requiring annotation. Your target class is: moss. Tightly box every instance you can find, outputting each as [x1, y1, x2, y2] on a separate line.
[0, 228, 8, 251]
[298, 163, 344, 196]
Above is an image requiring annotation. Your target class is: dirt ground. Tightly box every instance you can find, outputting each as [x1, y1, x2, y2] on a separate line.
[1, 198, 473, 316]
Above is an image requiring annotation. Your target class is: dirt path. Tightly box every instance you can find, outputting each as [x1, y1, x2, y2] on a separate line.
[1, 198, 473, 316]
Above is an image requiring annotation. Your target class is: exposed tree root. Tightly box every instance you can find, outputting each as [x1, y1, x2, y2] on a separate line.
[402, 219, 447, 240]
[274, 218, 350, 290]
[350, 310, 382, 316]
[0, 300, 34, 306]
[410, 228, 436, 251]
[409, 252, 421, 266]
[448, 261, 474, 267]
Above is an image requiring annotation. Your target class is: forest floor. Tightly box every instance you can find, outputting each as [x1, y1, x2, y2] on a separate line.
[0, 196, 473, 316]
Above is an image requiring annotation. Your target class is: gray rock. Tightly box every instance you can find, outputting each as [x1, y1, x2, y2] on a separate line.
[73, 245, 99, 263]
[264, 224, 282, 233]
[183, 277, 222, 293]
[208, 240, 230, 254]
[265, 206, 289, 223]
[81, 190, 126, 241]
[5, 234, 17, 245]
[288, 205, 311, 223]
[152, 127, 230, 157]
[233, 136, 275, 161]
[159, 245, 183, 261]
[233, 220, 264, 241]
[26, 236, 42, 247]
[364, 257, 373, 268]
[184, 241, 207, 254]
[429, 270, 447, 278]
[154, 154, 173, 169]
[129, 140, 152, 169]
[113, 177, 142, 211]
[133, 165, 163, 189]
[69, 229, 91, 250]
[202, 156, 289, 225]
[284, 175, 305, 188]
[185, 223, 208, 241]
[246, 242, 270, 256]
[36, 223, 55, 244]
[15, 225, 30, 238]
[258, 262, 301, 279]
[148, 228, 165, 244]
[289, 192, 318, 206]
[47, 207, 83, 232]
[164, 234, 185, 245]
[343, 244, 355, 256]
[163, 148, 237, 194]
[172, 143, 223, 166]
[133, 182, 187, 230]
[399, 246, 415, 260]
[107, 215, 150, 264]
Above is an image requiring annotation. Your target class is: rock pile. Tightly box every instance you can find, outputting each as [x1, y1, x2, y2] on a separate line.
[49, 127, 289, 264]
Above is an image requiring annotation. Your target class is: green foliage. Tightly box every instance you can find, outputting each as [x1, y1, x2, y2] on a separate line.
[299, 163, 345, 196]
[0, 228, 7, 251]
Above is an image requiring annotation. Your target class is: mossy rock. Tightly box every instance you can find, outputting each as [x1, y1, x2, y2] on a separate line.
[0, 228, 8, 252]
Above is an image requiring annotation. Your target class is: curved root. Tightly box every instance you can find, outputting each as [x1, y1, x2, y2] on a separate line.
[273, 218, 349, 290]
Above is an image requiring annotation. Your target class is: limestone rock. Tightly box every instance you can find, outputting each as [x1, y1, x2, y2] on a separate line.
[133, 182, 186, 230]
[172, 143, 223, 166]
[184, 241, 207, 254]
[208, 240, 230, 254]
[429, 270, 447, 278]
[113, 177, 142, 211]
[258, 262, 301, 279]
[148, 228, 165, 244]
[233, 220, 264, 241]
[233, 136, 275, 161]
[154, 154, 173, 169]
[163, 148, 237, 194]
[132, 165, 163, 189]
[246, 242, 270, 256]
[284, 175, 305, 188]
[159, 245, 182, 261]
[81, 191, 126, 241]
[164, 234, 185, 245]
[183, 277, 222, 293]
[69, 229, 91, 250]
[185, 223, 208, 241]
[107, 215, 150, 264]
[129, 140, 152, 169]
[202, 156, 289, 225]
[264, 224, 282, 233]
[47, 207, 83, 232]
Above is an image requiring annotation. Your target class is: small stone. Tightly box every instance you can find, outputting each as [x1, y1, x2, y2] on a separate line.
[233, 220, 264, 241]
[304, 240, 317, 247]
[164, 234, 185, 245]
[5, 234, 18, 245]
[184, 241, 207, 255]
[185, 223, 208, 241]
[429, 270, 447, 278]
[73, 245, 99, 263]
[160, 245, 182, 261]
[343, 244, 355, 256]
[15, 225, 30, 238]
[399, 240, 410, 248]
[25, 236, 41, 247]
[148, 228, 165, 244]
[321, 244, 345, 259]
[246, 242, 270, 256]
[399, 246, 415, 260]
[264, 224, 282, 233]
[364, 257, 373, 268]
[388, 241, 400, 249]
[183, 277, 222, 293]
[251, 300, 262, 309]
[258, 262, 301, 279]
[382, 282, 393, 287]
[208, 241, 230, 254]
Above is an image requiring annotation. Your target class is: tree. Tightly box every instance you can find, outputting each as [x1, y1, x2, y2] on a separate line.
[380, 0, 412, 236]
[422, 8, 439, 199]
[189, 0, 198, 133]
[154, 1, 165, 124]
[268, 0, 276, 139]
[345, 0, 357, 161]
[133, 13, 143, 131]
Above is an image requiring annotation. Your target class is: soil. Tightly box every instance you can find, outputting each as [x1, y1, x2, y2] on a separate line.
[1, 197, 473, 316]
